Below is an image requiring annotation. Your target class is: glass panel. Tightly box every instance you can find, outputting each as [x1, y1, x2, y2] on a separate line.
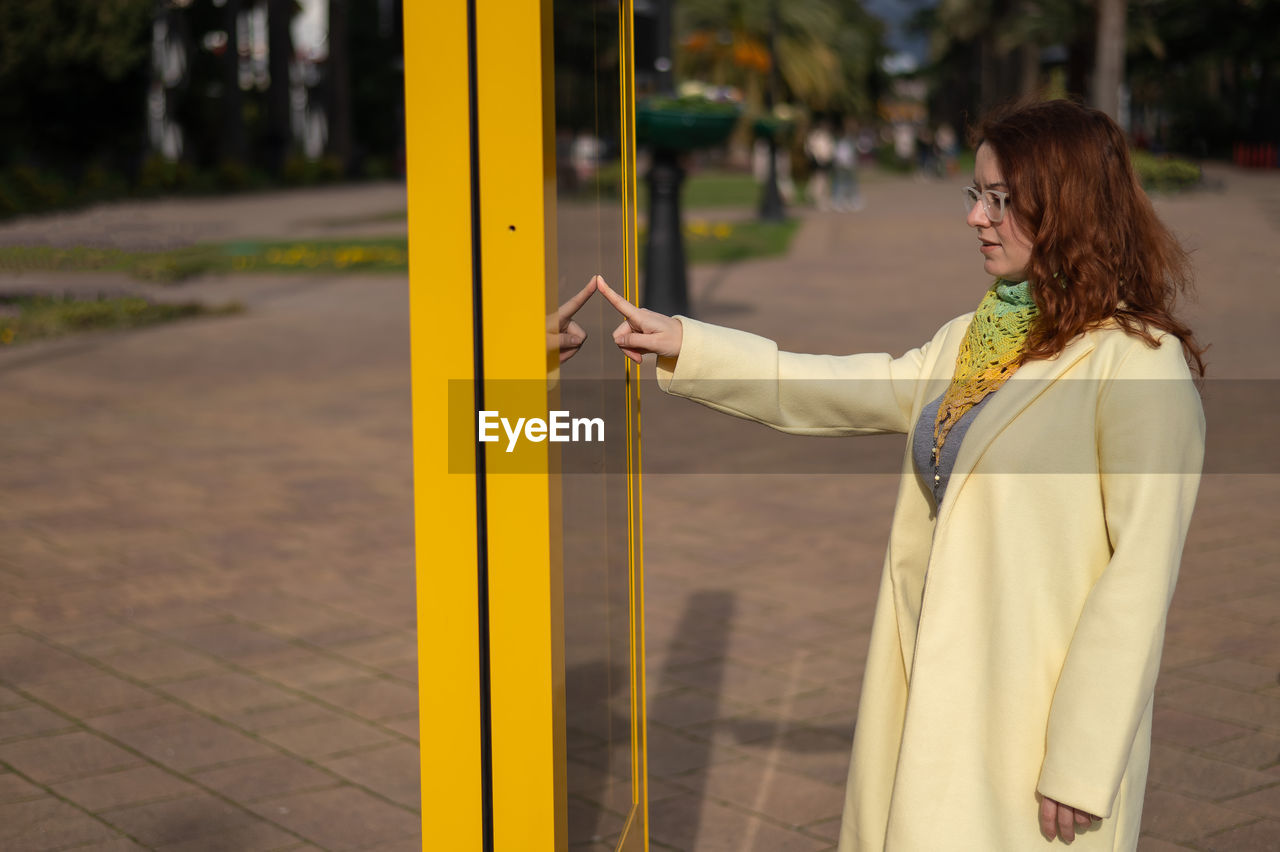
[551, 1, 640, 848]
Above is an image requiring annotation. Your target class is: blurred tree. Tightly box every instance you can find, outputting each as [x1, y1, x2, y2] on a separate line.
[327, 0, 352, 174]
[265, 0, 296, 174]
[221, 0, 247, 165]
[1093, 0, 1125, 118]
[0, 0, 153, 170]
[676, 0, 886, 117]
[1129, 0, 1280, 156]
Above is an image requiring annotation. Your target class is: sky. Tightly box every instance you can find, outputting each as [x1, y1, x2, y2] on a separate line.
[860, 0, 934, 72]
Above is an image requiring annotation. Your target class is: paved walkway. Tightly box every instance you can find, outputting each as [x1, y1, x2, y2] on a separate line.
[0, 169, 1277, 851]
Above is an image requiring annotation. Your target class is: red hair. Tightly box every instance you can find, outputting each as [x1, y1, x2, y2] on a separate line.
[972, 99, 1207, 375]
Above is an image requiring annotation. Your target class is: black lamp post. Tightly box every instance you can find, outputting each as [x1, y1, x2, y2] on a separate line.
[641, 0, 688, 317]
[642, 147, 689, 317]
[758, 6, 786, 222]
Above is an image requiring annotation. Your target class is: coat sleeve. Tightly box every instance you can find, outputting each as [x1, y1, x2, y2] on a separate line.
[1036, 333, 1205, 818]
[654, 316, 963, 436]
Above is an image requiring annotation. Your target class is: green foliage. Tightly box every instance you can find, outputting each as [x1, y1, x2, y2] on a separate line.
[0, 0, 152, 168]
[1131, 150, 1202, 191]
[874, 146, 915, 174]
[639, 218, 800, 266]
[0, 293, 242, 346]
[684, 218, 800, 264]
[676, 0, 887, 118]
[0, 238, 411, 283]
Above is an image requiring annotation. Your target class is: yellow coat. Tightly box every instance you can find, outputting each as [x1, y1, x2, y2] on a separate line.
[656, 312, 1204, 851]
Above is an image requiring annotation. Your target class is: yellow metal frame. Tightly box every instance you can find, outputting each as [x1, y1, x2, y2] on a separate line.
[409, 1, 645, 849]
[405, 0, 483, 847]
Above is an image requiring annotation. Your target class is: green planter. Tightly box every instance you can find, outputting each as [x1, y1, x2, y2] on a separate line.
[752, 116, 794, 142]
[636, 99, 741, 151]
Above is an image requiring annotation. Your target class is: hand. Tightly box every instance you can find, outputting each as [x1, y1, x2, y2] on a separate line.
[596, 277, 683, 364]
[1039, 794, 1099, 843]
[550, 276, 598, 363]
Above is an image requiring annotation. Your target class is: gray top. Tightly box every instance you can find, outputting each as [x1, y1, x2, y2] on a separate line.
[912, 391, 996, 507]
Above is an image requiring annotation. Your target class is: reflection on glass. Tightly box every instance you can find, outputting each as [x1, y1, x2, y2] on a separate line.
[552, 1, 639, 847]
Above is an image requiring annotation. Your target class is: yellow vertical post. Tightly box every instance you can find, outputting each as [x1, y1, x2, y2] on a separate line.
[405, 1, 484, 849]
[474, 0, 565, 846]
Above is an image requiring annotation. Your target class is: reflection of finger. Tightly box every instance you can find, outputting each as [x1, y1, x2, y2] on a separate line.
[557, 276, 598, 322]
[563, 319, 586, 339]
[558, 332, 583, 350]
[597, 277, 642, 321]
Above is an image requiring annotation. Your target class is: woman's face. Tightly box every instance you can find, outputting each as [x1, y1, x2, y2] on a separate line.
[968, 144, 1033, 282]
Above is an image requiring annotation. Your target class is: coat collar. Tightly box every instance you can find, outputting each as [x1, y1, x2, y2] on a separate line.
[933, 332, 1098, 531]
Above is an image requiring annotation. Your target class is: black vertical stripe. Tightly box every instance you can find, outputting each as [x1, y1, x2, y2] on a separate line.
[465, 0, 494, 848]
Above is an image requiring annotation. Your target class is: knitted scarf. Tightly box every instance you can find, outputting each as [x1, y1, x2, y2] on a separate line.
[933, 279, 1039, 455]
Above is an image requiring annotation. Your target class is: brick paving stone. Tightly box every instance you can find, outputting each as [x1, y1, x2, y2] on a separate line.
[52, 764, 199, 813]
[0, 702, 77, 741]
[665, 661, 818, 706]
[0, 796, 124, 849]
[102, 792, 287, 848]
[46, 626, 160, 658]
[379, 712, 419, 741]
[356, 837, 425, 852]
[0, 731, 142, 783]
[0, 685, 25, 709]
[253, 651, 376, 691]
[1198, 818, 1280, 851]
[309, 676, 419, 722]
[247, 786, 420, 851]
[1136, 837, 1197, 852]
[648, 688, 756, 730]
[1161, 683, 1280, 734]
[261, 711, 397, 760]
[97, 642, 224, 683]
[223, 699, 335, 733]
[153, 619, 300, 662]
[0, 633, 105, 685]
[1149, 744, 1279, 801]
[65, 838, 149, 852]
[1140, 788, 1258, 844]
[1197, 731, 1280, 771]
[649, 793, 830, 852]
[1152, 706, 1253, 750]
[0, 772, 44, 803]
[23, 672, 165, 717]
[328, 633, 416, 669]
[91, 707, 276, 772]
[194, 754, 339, 803]
[1181, 658, 1280, 691]
[322, 741, 420, 810]
[1221, 781, 1280, 820]
[669, 760, 843, 828]
[803, 816, 842, 843]
[152, 819, 303, 852]
[158, 670, 301, 717]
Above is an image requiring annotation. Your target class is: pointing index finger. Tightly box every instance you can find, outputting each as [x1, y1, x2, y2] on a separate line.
[596, 277, 643, 323]
[557, 276, 599, 323]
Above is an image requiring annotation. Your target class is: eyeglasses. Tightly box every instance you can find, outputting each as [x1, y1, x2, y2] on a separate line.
[963, 185, 1010, 224]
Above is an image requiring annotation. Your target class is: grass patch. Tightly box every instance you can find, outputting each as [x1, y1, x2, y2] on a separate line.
[0, 238, 410, 282]
[1131, 150, 1202, 191]
[639, 218, 800, 266]
[636, 170, 762, 211]
[0, 294, 243, 346]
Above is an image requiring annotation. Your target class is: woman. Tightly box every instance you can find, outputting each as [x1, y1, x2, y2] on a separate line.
[598, 100, 1206, 850]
